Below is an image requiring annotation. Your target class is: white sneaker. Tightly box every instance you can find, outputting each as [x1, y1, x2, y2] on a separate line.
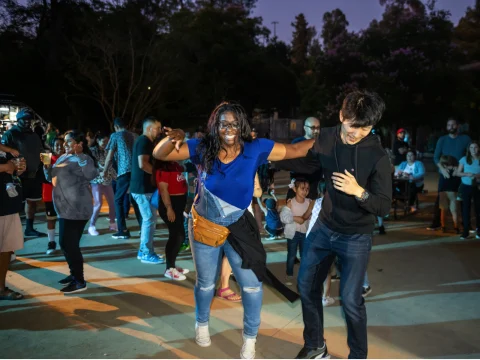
[88, 226, 99, 236]
[240, 335, 256, 359]
[195, 323, 211, 347]
[285, 275, 294, 286]
[165, 268, 186, 281]
[322, 296, 335, 307]
[176, 267, 190, 275]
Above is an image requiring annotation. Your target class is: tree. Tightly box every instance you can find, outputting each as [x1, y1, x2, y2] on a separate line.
[454, 0, 480, 63]
[65, 1, 175, 129]
[321, 9, 349, 50]
[291, 13, 316, 72]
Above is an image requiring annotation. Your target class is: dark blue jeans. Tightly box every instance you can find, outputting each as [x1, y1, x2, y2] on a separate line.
[461, 184, 480, 237]
[287, 231, 305, 276]
[298, 221, 372, 359]
[113, 173, 131, 233]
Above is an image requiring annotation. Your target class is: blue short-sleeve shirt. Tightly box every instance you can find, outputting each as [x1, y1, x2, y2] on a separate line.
[459, 156, 480, 186]
[187, 138, 275, 210]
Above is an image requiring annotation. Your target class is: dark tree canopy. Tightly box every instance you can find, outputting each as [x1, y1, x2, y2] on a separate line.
[0, 0, 478, 133]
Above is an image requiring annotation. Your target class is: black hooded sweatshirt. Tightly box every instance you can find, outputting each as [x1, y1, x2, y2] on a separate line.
[275, 125, 392, 235]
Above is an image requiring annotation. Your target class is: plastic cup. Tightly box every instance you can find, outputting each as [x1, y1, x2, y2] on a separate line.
[41, 153, 52, 165]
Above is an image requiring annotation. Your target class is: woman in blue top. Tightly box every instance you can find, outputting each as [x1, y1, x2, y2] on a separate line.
[396, 150, 426, 213]
[456, 141, 480, 239]
[153, 102, 313, 359]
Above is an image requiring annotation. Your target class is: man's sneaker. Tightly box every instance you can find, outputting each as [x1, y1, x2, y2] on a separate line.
[179, 243, 190, 252]
[61, 280, 87, 294]
[426, 225, 441, 231]
[112, 230, 131, 239]
[378, 225, 386, 235]
[240, 335, 256, 359]
[322, 296, 335, 307]
[460, 233, 469, 240]
[24, 229, 47, 237]
[265, 235, 276, 241]
[285, 275, 294, 286]
[195, 323, 211, 347]
[109, 222, 118, 231]
[137, 250, 143, 260]
[362, 286, 372, 298]
[46, 241, 57, 255]
[296, 344, 330, 359]
[165, 268, 186, 281]
[88, 226, 99, 236]
[59, 275, 74, 285]
[140, 253, 164, 264]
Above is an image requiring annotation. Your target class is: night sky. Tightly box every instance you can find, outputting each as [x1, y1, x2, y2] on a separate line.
[253, 0, 476, 43]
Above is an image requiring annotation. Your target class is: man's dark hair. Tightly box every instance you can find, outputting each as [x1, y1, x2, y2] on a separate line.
[142, 116, 161, 132]
[143, 115, 159, 124]
[113, 117, 126, 128]
[341, 90, 385, 128]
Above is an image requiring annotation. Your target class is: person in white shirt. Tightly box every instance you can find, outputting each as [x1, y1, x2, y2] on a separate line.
[396, 150, 426, 213]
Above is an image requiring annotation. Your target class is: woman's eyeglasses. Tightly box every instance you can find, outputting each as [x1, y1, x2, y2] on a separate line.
[219, 122, 240, 130]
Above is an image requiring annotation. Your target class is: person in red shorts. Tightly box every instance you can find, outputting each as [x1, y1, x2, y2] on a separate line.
[42, 138, 64, 254]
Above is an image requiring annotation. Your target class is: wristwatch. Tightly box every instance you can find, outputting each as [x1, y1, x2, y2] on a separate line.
[355, 190, 369, 202]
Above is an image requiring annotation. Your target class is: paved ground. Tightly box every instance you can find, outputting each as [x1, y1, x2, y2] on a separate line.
[1, 170, 480, 359]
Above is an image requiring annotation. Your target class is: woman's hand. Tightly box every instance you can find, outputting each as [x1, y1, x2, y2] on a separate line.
[164, 127, 186, 151]
[73, 143, 84, 155]
[167, 206, 175, 222]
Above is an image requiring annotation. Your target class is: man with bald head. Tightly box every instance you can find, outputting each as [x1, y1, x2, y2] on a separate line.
[288, 117, 322, 200]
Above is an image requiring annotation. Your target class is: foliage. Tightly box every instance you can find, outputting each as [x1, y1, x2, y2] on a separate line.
[0, 0, 478, 131]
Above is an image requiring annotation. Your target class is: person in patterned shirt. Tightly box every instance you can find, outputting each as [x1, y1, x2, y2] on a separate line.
[89, 131, 117, 236]
[103, 118, 137, 239]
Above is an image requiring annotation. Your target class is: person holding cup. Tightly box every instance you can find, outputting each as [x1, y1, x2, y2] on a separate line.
[41, 138, 65, 254]
[42, 130, 98, 294]
[0, 155, 26, 300]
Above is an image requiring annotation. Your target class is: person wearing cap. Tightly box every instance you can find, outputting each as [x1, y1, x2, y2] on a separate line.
[393, 128, 408, 166]
[1, 108, 46, 237]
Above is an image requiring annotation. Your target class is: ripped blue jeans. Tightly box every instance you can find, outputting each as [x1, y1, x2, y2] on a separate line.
[191, 236, 263, 338]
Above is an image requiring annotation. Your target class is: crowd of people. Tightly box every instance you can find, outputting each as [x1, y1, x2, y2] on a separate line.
[0, 90, 479, 359]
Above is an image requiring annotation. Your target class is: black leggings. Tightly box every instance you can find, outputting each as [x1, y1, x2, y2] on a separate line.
[59, 219, 88, 283]
[158, 194, 187, 269]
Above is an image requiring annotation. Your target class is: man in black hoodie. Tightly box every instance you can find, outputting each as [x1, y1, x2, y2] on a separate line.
[274, 90, 391, 359]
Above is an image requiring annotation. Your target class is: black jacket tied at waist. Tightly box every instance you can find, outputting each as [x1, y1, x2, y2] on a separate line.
[227, 210, 299, 303]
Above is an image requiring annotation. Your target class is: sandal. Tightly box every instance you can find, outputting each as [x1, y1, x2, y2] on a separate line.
[0, 287, 24, 300]
[215, 287, 242, 302]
